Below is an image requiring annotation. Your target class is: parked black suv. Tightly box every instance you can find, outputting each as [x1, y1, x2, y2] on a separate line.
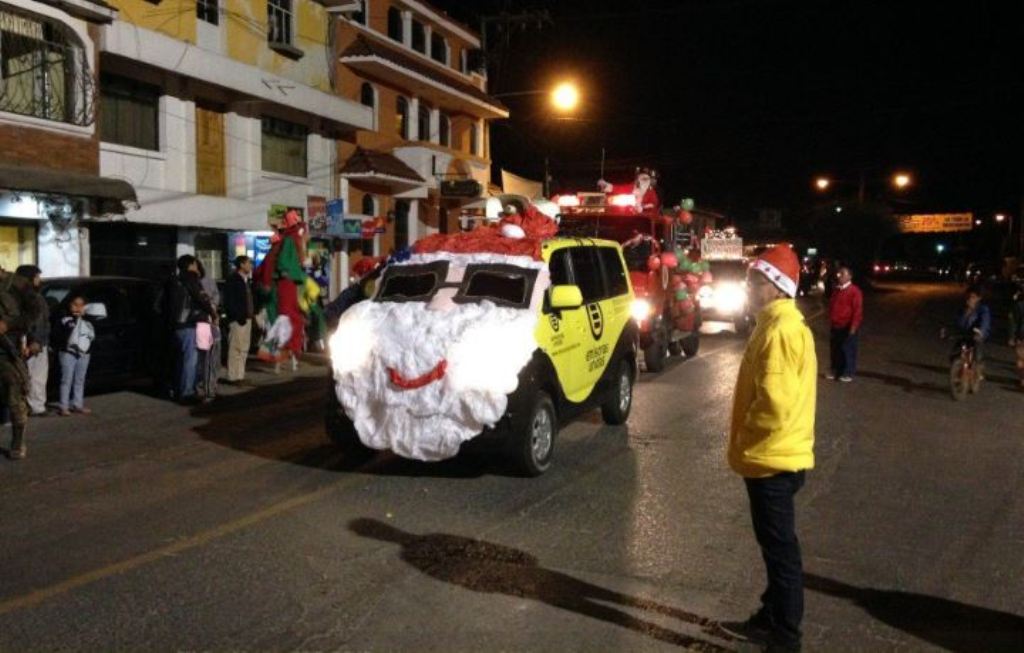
[42, 277, 163, 392]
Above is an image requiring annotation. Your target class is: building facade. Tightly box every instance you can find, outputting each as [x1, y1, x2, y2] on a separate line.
[0, 0, 134, 276]
[91, 0, 372, 289]
[333, 0, 507, 275]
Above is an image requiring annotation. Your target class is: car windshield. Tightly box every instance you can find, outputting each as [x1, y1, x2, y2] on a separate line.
[621, 239, 654, 271]
[42, 284, 72, 309]
[709, 260, 749, 281]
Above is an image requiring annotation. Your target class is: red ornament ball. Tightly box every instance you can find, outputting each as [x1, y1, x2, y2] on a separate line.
[661, 252, 679, 269]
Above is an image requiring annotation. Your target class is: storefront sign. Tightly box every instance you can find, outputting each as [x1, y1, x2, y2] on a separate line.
[897, 213, 973, 234]
[441, 179, 483, 198]
[307, 195, 328, 234]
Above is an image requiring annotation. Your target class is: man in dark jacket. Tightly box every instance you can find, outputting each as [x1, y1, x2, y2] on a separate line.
[15, 265, 50, 416]
[0, 265, 41, 459]
[224, 256, 254, 384]
[164, 255, 214, 403]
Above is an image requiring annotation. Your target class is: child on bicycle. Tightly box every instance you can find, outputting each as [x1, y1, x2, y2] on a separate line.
[954, 287, 991, 366]
[1009, 283, 1024, 388]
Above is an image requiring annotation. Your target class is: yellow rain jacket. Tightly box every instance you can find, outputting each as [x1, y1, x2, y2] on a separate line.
[729, 299, 817, 478]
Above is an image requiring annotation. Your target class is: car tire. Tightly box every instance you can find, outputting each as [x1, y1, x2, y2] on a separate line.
[509, 391, 556, 477]
[682, 333, 700, 357]
[325, 397, 374, 457]
[643, 325, 668, 372]
[601, 359, 634, 425]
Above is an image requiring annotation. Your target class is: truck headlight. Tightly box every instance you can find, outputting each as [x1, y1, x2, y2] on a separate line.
[714, 282, 747, 315]
[630, 298, 653, 322]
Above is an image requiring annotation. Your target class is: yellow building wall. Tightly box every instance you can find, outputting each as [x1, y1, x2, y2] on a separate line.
[105, 0, 197, 42]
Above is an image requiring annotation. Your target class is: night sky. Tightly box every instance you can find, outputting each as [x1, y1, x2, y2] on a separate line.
[432, 0, 1023, 224]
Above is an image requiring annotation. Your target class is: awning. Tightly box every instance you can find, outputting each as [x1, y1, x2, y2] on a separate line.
[0, 163, 136, 212]
[104, 188, 270, 231]
[340, 147, 426, 193]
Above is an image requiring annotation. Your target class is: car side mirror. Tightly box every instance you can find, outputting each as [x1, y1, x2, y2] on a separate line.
[550, 285, 584, 310]
[84, 302, 108, 319]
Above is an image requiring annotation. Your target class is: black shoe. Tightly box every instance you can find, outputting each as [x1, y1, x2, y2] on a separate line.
[717, 612, 773, 643]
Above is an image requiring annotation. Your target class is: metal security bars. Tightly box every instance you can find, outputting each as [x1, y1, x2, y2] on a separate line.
[0, 5, 95, 126]
[267, 0, 292, 46]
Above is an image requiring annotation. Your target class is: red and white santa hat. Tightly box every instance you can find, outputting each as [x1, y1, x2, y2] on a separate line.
[750, 244, 800, 298]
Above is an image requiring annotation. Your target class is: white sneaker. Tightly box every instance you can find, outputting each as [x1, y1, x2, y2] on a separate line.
[291, 356, 299, 372]
[825, 373, 836, 380]
[839, 376, 853, 383]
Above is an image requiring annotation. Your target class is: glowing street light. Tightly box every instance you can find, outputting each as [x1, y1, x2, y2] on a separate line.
[995, 213, 1007, 223]
[814, 177, 831, 191]
[550, 81, 580, 113]
[936, 243, 946, 253]
[892, 173, 912, 189]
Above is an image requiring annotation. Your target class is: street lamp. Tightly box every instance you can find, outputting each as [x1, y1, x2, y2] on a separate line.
[550, 81, 580, 113]
[814, 177, 830, 191]
[892, 173, 912, 190]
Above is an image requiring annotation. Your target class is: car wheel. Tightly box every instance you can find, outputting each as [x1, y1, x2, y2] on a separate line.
[601, 359, 634, 425]
[682, 333, 700, 357]
[643, 325, 668, 372]
[510, 391, 556, 477]
[325, 391, 373, 458]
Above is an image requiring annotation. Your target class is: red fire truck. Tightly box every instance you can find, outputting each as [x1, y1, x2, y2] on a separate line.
[554, 191, 701, 372]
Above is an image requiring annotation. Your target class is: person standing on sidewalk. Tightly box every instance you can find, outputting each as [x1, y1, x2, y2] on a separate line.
[55, 295, 95, 416]
[1009, 283, 1024, 389]
[15, 265, 50, 416]
[827, 267, 863, 382]
[721, 244, 817, 653]
[224, 256, 254, 384]
[163, 255, 214, 404]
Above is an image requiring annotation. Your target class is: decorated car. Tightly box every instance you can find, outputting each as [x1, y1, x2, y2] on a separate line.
[326, 205, 639, 476]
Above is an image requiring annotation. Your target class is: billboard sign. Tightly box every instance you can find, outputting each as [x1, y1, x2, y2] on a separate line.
[897, 213, 973, 234]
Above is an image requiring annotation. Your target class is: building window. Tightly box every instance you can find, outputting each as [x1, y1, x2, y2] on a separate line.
[430, 32, 447, 64]
[360, 81, 375, 127]
[438, 112, 450, 147]
[361, 193, 375, 216]
[100, 73, 159, 151]
[267, 0, 292, 46]
[261, 116, 307, 177]
[417, 104, 430, 142]
[196, 0, 218, 25]
[469, 122, 479, 156]
[394, 199, 410, 250]
[460, 49, 468, 74]
[411, 20, 425, 53]
[396, 95, 408, 139]
[387, 7, 402, 42]
[0, 8, 94, 126]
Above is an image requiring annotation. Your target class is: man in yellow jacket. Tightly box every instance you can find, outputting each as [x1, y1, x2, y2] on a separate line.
[721, 244, 816, 653]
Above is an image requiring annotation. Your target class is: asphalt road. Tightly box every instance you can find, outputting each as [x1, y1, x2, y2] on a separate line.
[1, 282, 1022, 652]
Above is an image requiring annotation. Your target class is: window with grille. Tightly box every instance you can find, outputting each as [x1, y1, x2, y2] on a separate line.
[417, 104, 430, 142]
[196, 0, 218, 25]
[0, 7, 95, 126]
[430, 32, 447, 64]
[261, 116, 307, 177]
[267, 0, 292, 45]
[387, 7, 402, 42]
[396, 95, 408, 139]
[100, 74, 159, 151]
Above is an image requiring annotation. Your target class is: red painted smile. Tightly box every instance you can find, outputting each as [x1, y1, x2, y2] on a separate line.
[388, 360, 448, 390]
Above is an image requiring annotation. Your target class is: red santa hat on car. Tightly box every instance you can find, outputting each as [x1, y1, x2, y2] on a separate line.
[750, 244, 800, 298]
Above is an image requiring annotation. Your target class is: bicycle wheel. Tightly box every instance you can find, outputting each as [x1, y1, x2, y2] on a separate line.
[950, 359, 970, 401]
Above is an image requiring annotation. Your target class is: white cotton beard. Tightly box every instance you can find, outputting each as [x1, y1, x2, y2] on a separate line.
[331, 296, 540, 461]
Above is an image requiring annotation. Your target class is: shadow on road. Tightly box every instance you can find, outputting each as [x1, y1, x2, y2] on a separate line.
[350, 518, 735, 651]
[804, 573, 1024, 652]
[892, 359, 1023, 390]
[188, 375, 506, 479]
[853, 369, 949, 396]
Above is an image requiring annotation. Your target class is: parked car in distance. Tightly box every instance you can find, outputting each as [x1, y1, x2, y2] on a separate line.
[41, 277, 163, 393]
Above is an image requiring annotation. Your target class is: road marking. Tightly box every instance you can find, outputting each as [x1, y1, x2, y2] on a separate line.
[0, 454, 366, 616]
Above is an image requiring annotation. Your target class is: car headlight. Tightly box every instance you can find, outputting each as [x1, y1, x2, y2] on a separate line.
[630, 298, 653, 322]
[329, 310, 375, 375]
[714, 282, 747, 315]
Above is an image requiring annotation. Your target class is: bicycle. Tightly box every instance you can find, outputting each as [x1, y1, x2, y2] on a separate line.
[943, 331, 983, 400]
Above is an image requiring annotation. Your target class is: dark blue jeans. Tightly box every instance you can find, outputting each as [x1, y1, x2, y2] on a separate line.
[830, 327, 858, 377]
[174, 327, 198, 399]
[745, 470, 806, 648]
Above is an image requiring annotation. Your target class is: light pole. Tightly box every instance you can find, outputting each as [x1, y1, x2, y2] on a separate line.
[493, 81, 582, 197]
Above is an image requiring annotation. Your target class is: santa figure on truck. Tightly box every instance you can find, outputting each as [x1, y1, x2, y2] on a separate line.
[598, 167, 661, 213]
